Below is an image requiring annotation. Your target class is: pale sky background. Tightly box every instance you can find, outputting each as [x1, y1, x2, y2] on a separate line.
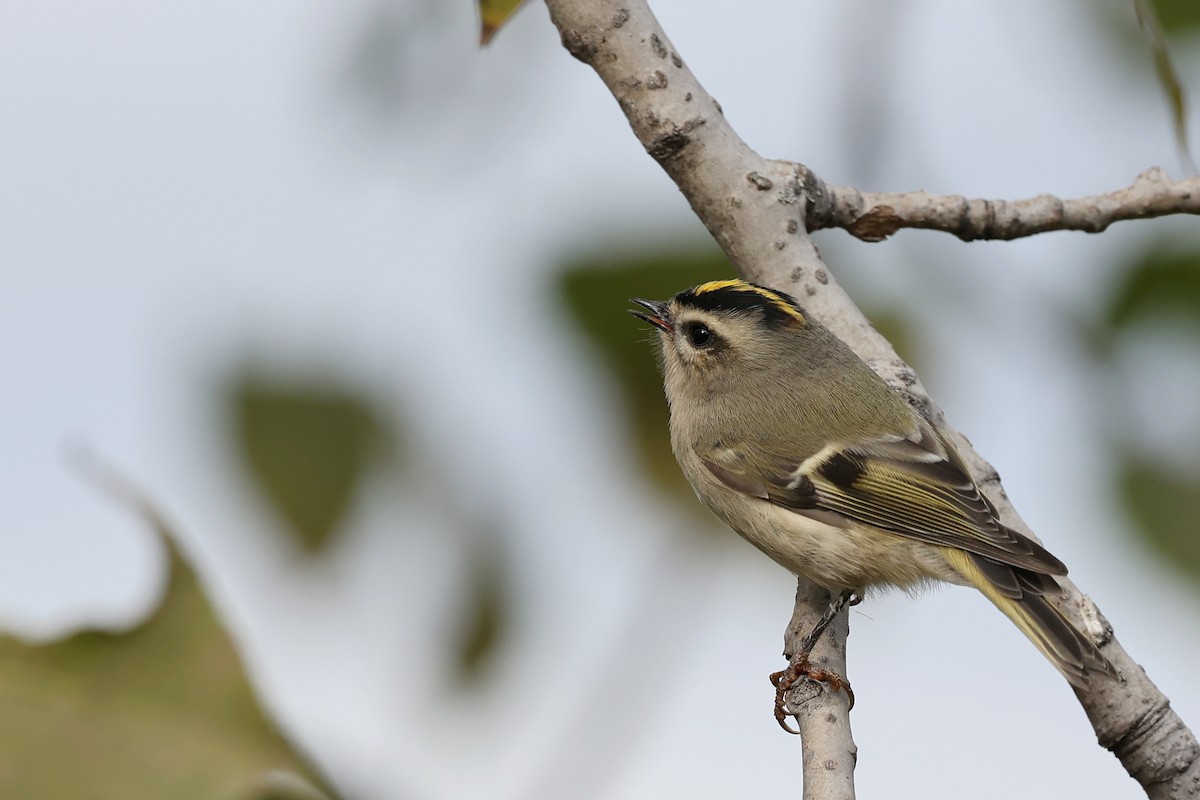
[2, 1, 1199, 799]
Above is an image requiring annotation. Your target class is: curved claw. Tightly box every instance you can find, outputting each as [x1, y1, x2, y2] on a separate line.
[769, 669, 803, 734]
[770, 655, 854, 733]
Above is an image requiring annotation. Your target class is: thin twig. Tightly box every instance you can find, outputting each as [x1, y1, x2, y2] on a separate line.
[804, 166, 1200, 242]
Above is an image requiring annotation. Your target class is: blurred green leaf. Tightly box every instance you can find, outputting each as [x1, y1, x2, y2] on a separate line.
[1106, 247, 1200, 333]
[559, 245, 733, 502]
[0, 468, 333, 800]
[1119, 458, 1200, 581]
[230, 371, 391, 552]
[863, 306, 920, 372]
[1149, 0, 1200, 33]
[1134, 0, 1196, 171]
[451, 535, 508, 685]
[479, 0, 528, 45]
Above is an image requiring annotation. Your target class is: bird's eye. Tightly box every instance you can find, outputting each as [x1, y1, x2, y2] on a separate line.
[685, 322, 714, 348]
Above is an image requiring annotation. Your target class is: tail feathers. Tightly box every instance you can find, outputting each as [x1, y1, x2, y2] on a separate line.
[1017, 588, 1116, 686]
[943, 549, 1117, 688]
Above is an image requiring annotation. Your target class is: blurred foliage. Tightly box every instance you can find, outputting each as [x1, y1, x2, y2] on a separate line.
[1149, 0, 1200, 33]
[558, 245, 734, 504]
[1119, 458, 1200, 581]
[451, 534, 509, 685]
[864, 307, 920, 372]
[1096, 243, 1200, 581]
[479, 0, 528, 45]
[1106, 247, 1200, 334]
[227, 364, 511, 687]
[339, 0, 467, 133]
[229, 370, 392, 553]
[0, 470, 332, 800]
[1134, 0, 1195, 171]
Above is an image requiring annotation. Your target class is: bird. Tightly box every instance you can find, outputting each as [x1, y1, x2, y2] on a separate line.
[629, 278, 1117, 731]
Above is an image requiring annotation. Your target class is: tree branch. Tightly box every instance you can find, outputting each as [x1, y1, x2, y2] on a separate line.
[541, 1, 1199, 798]
[782, 584, 856, 800]
[804, 166, 1200, 242]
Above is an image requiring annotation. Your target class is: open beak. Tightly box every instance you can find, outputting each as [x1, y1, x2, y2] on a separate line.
[628, 298, 672, 332]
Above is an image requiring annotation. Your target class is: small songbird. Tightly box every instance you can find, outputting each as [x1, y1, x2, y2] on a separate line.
[629, 279, 1116, 730]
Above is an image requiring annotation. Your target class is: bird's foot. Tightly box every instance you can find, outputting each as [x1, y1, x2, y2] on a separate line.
[771, 589, 857, 734]
[768, 652, 854, 734]
[770, 653, 854, 734]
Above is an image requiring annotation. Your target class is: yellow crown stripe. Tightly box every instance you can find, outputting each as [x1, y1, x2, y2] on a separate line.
[694, 279, 805, 325]
[694, 279, 747, 295]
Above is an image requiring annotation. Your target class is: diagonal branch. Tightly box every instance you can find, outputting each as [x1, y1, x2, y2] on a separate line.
[803, 166, 1200, 242]
[542, 1, 1199, 799]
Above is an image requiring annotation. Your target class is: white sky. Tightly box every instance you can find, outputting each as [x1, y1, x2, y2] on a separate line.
[2, 0, 1199, 798]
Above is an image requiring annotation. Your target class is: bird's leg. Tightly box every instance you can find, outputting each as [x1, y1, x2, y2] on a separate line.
[770, 589, 857, 734]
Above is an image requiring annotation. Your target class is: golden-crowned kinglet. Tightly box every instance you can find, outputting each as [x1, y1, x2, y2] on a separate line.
[630, 279, 1115, 723]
